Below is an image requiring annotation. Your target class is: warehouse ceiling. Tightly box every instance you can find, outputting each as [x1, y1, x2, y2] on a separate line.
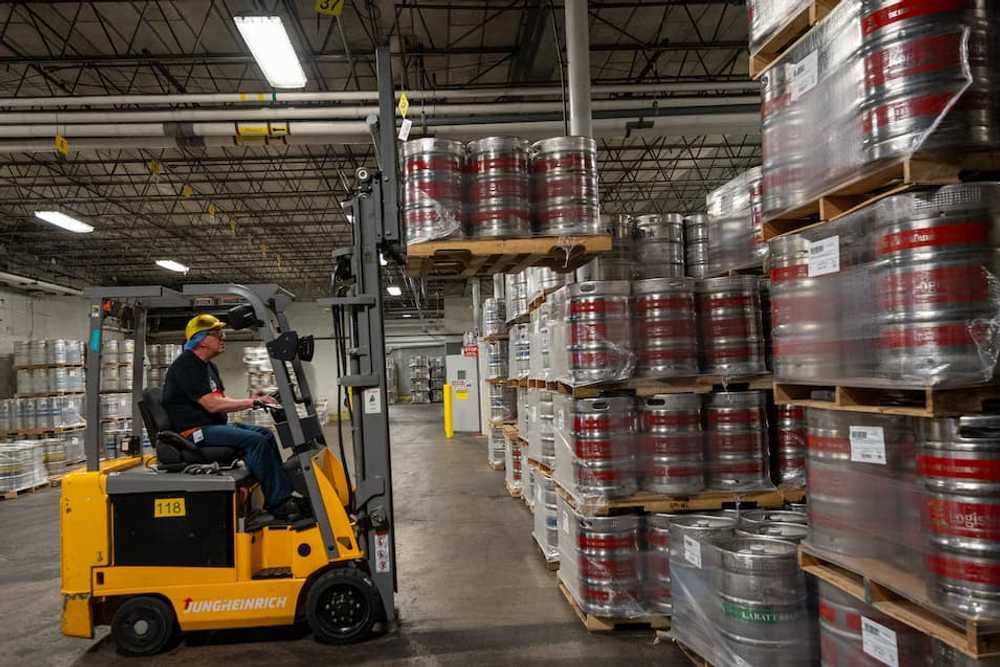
[0, 0, 758, 318]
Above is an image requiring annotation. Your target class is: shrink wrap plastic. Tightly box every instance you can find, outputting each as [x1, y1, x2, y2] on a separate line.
[805, 408, 1000, 621]
[761, 0, 999, 220]
[770, 184, 1000, 387]
[706, 167, 767, 276]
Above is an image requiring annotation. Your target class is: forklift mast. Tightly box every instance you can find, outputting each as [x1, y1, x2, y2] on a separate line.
[316, 45, 402, 623]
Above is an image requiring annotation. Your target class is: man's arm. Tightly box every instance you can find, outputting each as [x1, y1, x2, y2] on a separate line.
[198, 393, 256, 414]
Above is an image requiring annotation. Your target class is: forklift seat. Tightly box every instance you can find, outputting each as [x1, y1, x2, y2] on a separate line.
[139, 387, 239, 472]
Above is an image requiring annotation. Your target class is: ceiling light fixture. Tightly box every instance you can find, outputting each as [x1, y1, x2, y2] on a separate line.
[156, 259, 190, 274]
[379, 254, 388, 266]
[33, 211, 93, 233]
[234, 16, 307, 89]
[386, 286, 402, 296]
[401, 314, 413, 318]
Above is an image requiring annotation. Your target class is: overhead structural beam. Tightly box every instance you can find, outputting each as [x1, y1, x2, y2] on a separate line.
[565, 0, 593, 137]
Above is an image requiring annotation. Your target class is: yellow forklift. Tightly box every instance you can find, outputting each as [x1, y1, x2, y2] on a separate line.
[61, 46, 402, 657]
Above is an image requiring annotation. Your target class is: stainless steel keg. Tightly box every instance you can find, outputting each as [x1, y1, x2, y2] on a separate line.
[574, 513, 642, 616]
[697, 276, 767, 375]
[482, 297, 507, 337]
[466, 136, 532, 238]
[565, 281, 634, 384]
[575, 214, 636, 281]
[631, 278, 699, 378]
[638, 394, 704, 495]
[401, 138, 465, 244]
[531, 136, 601, 236]
[634, 214, 685, 279]
[568, 396, 637, 499]
[705, 391, 769, 490]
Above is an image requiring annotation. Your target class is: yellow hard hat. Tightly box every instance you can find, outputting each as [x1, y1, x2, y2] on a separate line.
[185, 314, 224, 342]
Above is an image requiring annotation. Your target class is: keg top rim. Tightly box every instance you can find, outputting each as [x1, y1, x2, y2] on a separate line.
[566, 280, 631, 297]
[641, 393, 702, 410]
[707, 391, 766, 408]
[466, 136, 531, 152]
[696, 275, 761, 291]
[634, 213, 685, 226]
[739, 509, 808, 525]
[400, 137, 465, 157]
[736, 522, 809, 541]
[669, 514, 737, 530]
[632, 277, 696, 294]
[716, 536, 798, 558]
[531, 135, 598, 154]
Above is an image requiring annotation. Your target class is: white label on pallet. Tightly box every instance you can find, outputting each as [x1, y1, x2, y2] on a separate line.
[808, 235, 841, 277]
[862, 616, 899, 667]
[850, 426, 887, 465]
[683, 534, 702, 568]
[791, 49, 819, 101]
[397, 117, 413, 141]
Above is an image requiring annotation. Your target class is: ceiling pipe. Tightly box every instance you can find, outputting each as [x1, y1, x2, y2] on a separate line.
[0, 82, 760, 109]
[565, 0, 593, 137]
[0, 113, 761, 153]
[0, 96, 760, 125]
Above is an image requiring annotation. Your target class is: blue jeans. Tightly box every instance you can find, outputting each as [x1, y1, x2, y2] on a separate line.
[200, 423, 292, 509]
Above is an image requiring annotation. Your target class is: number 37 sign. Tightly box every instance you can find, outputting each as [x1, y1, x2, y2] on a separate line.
[315, 0, 345, 16]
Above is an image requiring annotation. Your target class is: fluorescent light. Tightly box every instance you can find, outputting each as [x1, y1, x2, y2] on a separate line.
[34, 211, 93, 233]
[386, 286, 402, 296]
[401, 314, 413, 318]
[234, 16, 307, 89]
[156, 259, 189, 273]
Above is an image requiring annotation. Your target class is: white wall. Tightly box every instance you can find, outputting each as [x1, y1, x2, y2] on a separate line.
[0, 286, 90, 397]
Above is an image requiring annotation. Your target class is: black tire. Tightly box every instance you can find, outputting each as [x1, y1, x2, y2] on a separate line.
[305, 568, 381, 645]
[110, 596, 177, 657]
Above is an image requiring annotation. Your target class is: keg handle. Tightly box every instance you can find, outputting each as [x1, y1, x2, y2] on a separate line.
[957, 415, 1000, 437]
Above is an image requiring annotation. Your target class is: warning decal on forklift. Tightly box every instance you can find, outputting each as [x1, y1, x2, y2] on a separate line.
[363, 388, 382, 414]
[154, 497, 186, 518]
[374, 531, 391, 573]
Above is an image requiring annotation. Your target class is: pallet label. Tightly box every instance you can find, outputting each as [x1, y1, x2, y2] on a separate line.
[808, 235, 840, 277]
[791, 50, 819, 101]
[683, 534, 702, 568]
[862, 616, 899, 667]
[850, 425, 887, 465]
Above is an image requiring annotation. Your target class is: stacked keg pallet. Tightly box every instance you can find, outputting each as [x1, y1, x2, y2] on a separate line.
[429, 357, 445, 403]
[98, 339, 136, 459]
[145, 343, 182, 388]
[408, 355, 431, 404]
[401, 136, 612, 278]
[737, 3, 1000, 664]
[754, 0, 1000, 239]
[2, 339, 88, 489]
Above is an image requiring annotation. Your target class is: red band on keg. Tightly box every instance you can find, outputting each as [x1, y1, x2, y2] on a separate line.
[468, 209, 531, 224]
[578, 535, 634, 551]
[575, 440, 615, 459]
[770, 264, 810, 283]
[647, 532, 670, 549]
[878, 323, 976, 349]
[403, 158, 462, 174]
[570, 300, 617, 315]
[878, 221, 989, 256]
[637, 320, 696, 337]
[404, 209, 450, 224]
[636, 297, 692, 310]
[649, 464, 701, 477]
[468, 180, 529, 199]
[927, 553, 1000, 585]
[861, 0, 969, 35]
[865, 32, 966, 87]
[710, 461, 764, 474]
[779, 406, 806, 420]
[925, 497, 1000, 539]
[700, 295, 754, 309]
[643, 414, 700, 428]
[639, 349, 697, 362]
[708, 410, 759, 425]
[808, 435, 851, 455]
[537, 178, 597, 198]
[918, 455, 1000, 481]
[532, 155, 595, 172]
[467, 157, 526, 173]
[863, 92, 955, 134]
[878, 264, 989, 308]
[704, 347, 754, 360]
[405, 181, 463, 199]
[702, 318, 752, 337]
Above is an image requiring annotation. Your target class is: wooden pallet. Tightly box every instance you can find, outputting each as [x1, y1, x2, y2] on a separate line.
[405, 235, 612, 278]
[505, 481, 523, 499]
[559, 582, 670, 632]
[555, 480, 784, 517]
[1, 480, 49, 500]
[481, 333, 508, 342]
[762, 153, 1000, 240]
[528, 286, 560, 313]
[703, 260, 766, 280]
[534, 535, 560, 571]
[14, 391, 86, 399]
[774, 380, 1000, 417]
[553, 374, 773, 398]
[488, 460, 504, 472]
[749, 0, 841, 79]
[674, 638, 713, 667]
[13, 363, 84, 371]
[506, 312, 530, 326]
[780, 485, 806, 504]
[10, 424, 88, 437]
[799, 542, 1000, 658]
[502, 424, 527, 444]
[527, 458, 554, 477]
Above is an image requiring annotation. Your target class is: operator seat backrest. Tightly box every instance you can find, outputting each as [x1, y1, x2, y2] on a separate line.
[139, 387, 172, 438]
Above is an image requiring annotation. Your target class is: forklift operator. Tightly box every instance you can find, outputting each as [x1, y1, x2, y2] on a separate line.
[162, 314, 301, 520]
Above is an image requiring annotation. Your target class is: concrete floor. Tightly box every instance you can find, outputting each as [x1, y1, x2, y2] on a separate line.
[0, 404, 688, 666]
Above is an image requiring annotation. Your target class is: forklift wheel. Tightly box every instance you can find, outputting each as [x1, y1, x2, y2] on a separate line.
[305, 568, 381, 644]
[110, 596, 177, 656]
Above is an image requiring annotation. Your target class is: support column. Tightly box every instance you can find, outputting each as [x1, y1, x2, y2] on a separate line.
[564, 0, 593, 137]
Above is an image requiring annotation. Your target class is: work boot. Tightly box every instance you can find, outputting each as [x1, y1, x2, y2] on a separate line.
[270, 498, 302, 521]
[292, 494, 314, 517]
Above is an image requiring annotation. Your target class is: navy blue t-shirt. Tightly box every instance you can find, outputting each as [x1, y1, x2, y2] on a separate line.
[162, 350, 227, 432]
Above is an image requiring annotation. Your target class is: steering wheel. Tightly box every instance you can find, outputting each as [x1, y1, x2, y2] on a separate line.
[253, 391, 284, 412]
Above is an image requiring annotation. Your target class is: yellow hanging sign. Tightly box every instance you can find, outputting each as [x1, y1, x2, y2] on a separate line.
[229, 220, 237, 236]
[148, 160, 161, 175]
[207, 203, 218, 217]
[315, 0, 345, 17]
[397, 92, 409, 118]
[54, 134, 69, 156]
[181, 184, 193, 198]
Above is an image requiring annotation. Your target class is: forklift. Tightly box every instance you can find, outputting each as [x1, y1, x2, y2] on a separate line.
[60, 47, 403, 657]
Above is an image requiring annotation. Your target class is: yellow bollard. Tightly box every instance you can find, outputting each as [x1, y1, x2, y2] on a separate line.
[443, 382, 454, 439]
